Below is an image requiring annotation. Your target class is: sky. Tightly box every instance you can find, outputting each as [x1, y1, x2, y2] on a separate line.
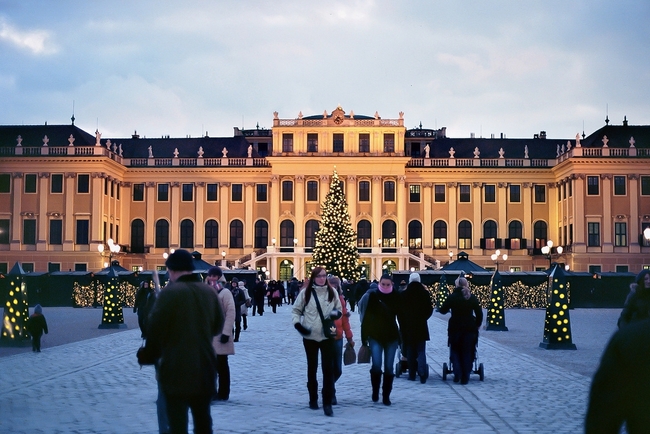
[1, 0, 649, 140]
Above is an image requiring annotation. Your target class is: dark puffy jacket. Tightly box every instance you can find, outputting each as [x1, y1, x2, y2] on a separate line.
[398, 281, 434, 344]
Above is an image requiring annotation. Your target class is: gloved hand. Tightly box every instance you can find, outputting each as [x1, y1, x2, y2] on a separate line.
[220, 334, 230, 344]
[329, 309, 342, 320]
[294, 323, 311, 336]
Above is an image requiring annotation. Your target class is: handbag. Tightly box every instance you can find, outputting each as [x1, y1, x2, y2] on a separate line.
[357, 343, 371, 364]
[136, 340, 159, 366]
[343, 342, 356, 365]
[312, 289, 337, 340]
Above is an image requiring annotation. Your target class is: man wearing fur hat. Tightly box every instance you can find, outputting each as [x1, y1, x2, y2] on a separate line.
[146, 249, 224, 433]
[397, 273, 434, 383]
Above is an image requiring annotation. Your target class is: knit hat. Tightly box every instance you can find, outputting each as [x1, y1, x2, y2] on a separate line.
[164, 249, 194, 271]
[238, 281, 246, 288]
[207, 266, 223, 277]
[409, 272, 421, 283]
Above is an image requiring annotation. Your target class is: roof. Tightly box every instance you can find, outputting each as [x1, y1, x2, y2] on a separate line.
[440, 252, 488, 272]
[0, 124, 95, 148]
[581, 122, 650, 149]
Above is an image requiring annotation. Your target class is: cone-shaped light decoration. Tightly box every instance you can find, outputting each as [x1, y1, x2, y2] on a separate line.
[98, 267, 127, 329]
[539, 264, 576, 349]
[1, 263, 30, 342]
[436, 274, 449, 308]
[485, 270, 508, 331]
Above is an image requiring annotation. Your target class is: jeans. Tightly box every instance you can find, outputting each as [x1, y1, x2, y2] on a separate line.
[155, 366, 169, 434]
[403, 340, 427, 379]
[368, 338, 399, 374]
[303, 338, 336, 405]
[165, 393, 212, 434]
[332, 338, 344, 385]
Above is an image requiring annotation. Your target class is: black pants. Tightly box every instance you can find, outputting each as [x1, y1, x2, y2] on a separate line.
[303, 338, 336, 405]
[31, 333, 43, 352]
[449, 331, 477, 383]
[215, 354, 230, 399]
[165, 393, 212, 434]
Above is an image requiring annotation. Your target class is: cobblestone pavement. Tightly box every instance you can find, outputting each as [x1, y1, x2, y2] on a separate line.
[0, 304, 614, 433]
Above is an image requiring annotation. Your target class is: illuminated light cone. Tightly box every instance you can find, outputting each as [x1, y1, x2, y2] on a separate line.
[436, 274, 450, 308]
[485, 270, 508, 331]
[1, 263, 31, 345]
[539, 264, 576, 350]
[98, 267, 127, 329]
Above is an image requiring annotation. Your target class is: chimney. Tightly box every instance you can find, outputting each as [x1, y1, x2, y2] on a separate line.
[132, 130, 140, 139]
[540, 131, 547, 139]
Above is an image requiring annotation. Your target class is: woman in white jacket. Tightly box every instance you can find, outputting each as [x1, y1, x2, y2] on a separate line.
[206, 267, 236, 401]
[292, 266, 342, 417]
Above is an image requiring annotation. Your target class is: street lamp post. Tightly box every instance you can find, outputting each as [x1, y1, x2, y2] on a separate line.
[98, 238, 121, 268]
[490, 250, 508, 271]
[541, 241, 562, 268]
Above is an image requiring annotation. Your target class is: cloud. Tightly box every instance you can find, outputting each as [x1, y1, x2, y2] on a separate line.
[0, 17, 58, 55]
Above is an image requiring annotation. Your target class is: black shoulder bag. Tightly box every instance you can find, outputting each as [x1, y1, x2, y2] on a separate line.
[312, 289, 337, 340]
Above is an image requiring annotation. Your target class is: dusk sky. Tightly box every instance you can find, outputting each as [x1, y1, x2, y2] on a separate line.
[1, 1, 649, 140]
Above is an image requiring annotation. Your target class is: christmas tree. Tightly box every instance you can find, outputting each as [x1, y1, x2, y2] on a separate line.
[311, 169, 360, 281]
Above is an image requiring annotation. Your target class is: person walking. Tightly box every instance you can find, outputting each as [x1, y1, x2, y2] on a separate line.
[238, 281, 251, 331]
[292, 267, 342, 417]
[328, 276, 354, 405]
[252, 277, 266, 316]
[617, 269, 650, 328]
[358, 274, 401, 406]
[144, 249, 224, 434]
[206, 266, 235, 402]
[27, 304, 48, 352]
[229, 279, 246, 342]
[133, 281, 155, 338]
[438, 276, 483, 385]
[398, 272, 434, 383]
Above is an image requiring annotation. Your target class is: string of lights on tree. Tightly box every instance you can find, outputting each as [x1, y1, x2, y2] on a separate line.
[311, 169, 360, 281]
[72, 280, 137, 308]
[1, 263, 29, 341]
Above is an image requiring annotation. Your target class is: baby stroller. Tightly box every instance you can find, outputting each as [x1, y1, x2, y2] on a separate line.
[441, 336, 484, 381]
[394, 345, 429, 380]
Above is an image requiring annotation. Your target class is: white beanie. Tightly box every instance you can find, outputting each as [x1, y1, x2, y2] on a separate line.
[409, 272, 421, 283]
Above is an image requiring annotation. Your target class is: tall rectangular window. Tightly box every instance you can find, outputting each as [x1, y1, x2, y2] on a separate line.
[534, 184, 546, 203]
[182, 183, 194, 201]
[459, 184, 471, 202]
[25, 174, 37, 193]
[306, 180, 318, 201]
[77, 174, 90, 193]
[256, 184, 267, 202]
[282, 133, 293, 152]
[587, 176, 599, 195]
[384, 181, 395, 202]
[307, 133, 318, 152]
[133, 183, 145, 201]
[0, 219, 9, 244]
[282, 180, 293, 201]
[409, 184, 421, 202]
[569, 180, 573, 197]
[588, 222, 600, 247]
[0, 174, 10, 193]
[359, 133, 370, 153]
[23, 219, 36, 245]
[76, 219, 89, 245]
[333, 133, 344, 152]
[642, 176, 650, 195]
[104, 178, 108, 195]
[614, 176, 626, 195]
[383, 134, 395, 153]
[359, 181, 370, 201]
[207, 183, 218, 201]
[434, 185, 446, 202]
[614, 222, 627, 247]
[51, 174, 63, 194]
[157, 183, 169, 201]
[50, 219, 62, 245]
[231, 184, 243, 202]
[484, 184, 495, 203]
[509, 184, 521, 203]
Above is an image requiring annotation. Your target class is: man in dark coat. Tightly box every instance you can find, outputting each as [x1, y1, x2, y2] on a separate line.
[133, 281, 155, 338]
[146, 249, 224, 434]
[586, 318, 650, 433]
[397, 273, 434, 383]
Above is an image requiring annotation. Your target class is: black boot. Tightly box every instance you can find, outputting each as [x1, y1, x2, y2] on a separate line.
[370, 371, 382, 403]
[382, 374, 394, 406]
[234, 328, 240, 343]
[307, 381, 319, 409]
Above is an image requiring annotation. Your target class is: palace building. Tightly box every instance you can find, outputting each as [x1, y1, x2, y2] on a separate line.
[1, 106, 649, 280]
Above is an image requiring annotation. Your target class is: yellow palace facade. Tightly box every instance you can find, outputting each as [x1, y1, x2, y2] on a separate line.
[1, 106, 649, 280]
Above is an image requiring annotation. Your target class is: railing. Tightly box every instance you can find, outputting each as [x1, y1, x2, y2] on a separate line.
[531, 159, 548, 167]
[583, 148, 602, 157]
[610, 148, 629, 157]
[481, 159, 499, 167]
[457, 158, 474, 167]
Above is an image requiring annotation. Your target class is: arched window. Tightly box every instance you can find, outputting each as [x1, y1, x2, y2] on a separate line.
[408, 220, 422, 249]
[280, 259, 294, 281]
[483, 220, 497, 250]
[458, 220, 472, 249]
[433, 220, 447, 249]
[534, 221, 548, 249]
[180, 219, 194, 249]
[155, 219, 169, 248]
[130, 219, 145, 253]
[254, 220, 268, 248]
[229, 220, 243, 248]
[205, 220, 218, 249]
[508, 220, 523, 249]
[357, 220, 372, 247]
[382, 259, 397, 274]
[382, 220, 397, 247]
[305, 220, 320, 248]
[280, 220, 294, 247]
